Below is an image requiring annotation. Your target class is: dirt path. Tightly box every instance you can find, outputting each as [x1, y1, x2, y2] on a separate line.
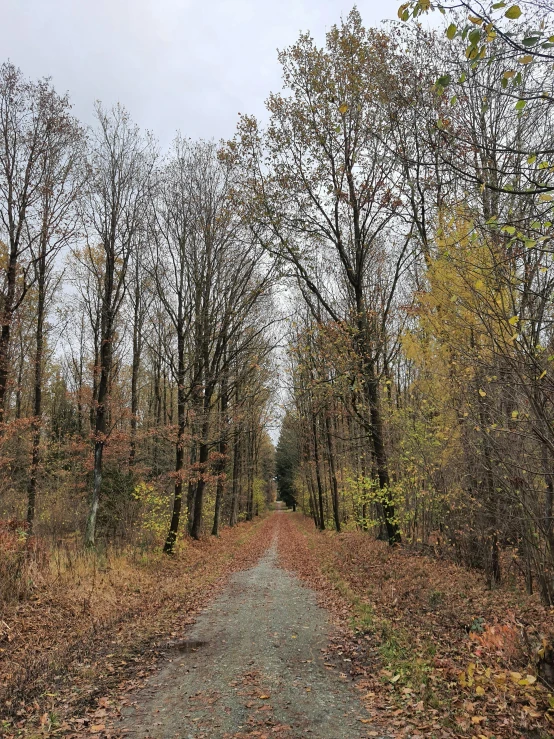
[116, 512, 379, 739]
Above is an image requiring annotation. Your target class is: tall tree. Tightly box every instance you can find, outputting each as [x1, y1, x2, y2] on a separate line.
[0, 63, 75, 426]
[83, 104, 156, 547]
[26, 100, 83, 529]
[230, 9, 415, 543]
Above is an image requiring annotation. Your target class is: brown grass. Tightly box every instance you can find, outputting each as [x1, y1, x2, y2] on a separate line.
[0, 514, 275, 734]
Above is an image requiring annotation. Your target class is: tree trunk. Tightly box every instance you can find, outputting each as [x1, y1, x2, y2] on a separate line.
[0, 249, 19, 426]
[85, 306, 113, 547]
[190, 430, 209, 540]
[212, 378, 229, 537]
[246, 430, 254, 522]
[129, 280, 141, 468]
[164, 328, 186, 553]
[229, 429, 241, 527]
[366, 374, 400, 544]
[26, 249, 47, 531]
[312, 414, 325, 530]
[325, 413, 341, 532]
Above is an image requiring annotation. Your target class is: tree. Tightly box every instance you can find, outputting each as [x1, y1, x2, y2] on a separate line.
[151, 138, 276, 549]
[83, 104, 156, 547]
[275, 410, 299, 510]
[229, 9, 418, 543]
[26, 98, 83, 529]
[0, 63, 75, 427]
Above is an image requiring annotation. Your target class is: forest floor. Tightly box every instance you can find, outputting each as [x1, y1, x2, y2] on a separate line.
[1, 510, 553, 739]
[279, 513, 554, 739]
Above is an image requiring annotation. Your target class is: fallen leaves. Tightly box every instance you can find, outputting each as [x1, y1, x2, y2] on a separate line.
[277, 512, 554, 739]
[0, 514, 276, 737]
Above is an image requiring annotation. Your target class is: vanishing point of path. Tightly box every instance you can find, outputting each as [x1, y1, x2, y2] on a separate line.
[118, 511, 379, 739]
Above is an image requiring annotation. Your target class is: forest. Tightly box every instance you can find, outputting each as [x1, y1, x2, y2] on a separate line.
[2, 1, 554, 737]
[271, 0, 554, 603]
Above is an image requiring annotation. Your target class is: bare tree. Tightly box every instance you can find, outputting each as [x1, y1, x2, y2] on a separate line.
[0, 63, 76, 426]
[151, 138, 276, 549]
[26, 99, 83, 529]
[83, 104, 157, 547]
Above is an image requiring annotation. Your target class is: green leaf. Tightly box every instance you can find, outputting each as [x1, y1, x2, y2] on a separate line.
[502, 225, 516, 234]
[492, 1, 506, 7]
[522, 37, 540, 46]
[527, 154, 537, 164]
[515, 99, 527, 110]
[459, 72, 467, 83]
[436, 74, 451, 87]
[446, 23, 457, 39]
[504, 5, 522, 19]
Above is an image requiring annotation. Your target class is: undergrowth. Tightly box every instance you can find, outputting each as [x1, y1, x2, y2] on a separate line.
[0, 514, 274, 737]
[279, 512, 554, 739]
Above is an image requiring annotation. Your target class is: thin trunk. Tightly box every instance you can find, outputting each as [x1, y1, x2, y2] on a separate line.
[191, 423, 209, 540]
[367, 376, 400, 544]
[325, 413, 341, 532]
[15, 341, 24, 420]
[85, 304, 113, 547]
[152, 352, 162, 475]
[164, 327, 186, 553]
[0, 249, 19, 426]
[543, 445, 554, 554]
[229, 429, 241, 527]
[129, 280, 141, 467]
[246, 430, 254, 521]
[355, 290, 400, 545]
[26, 249, 46, 531]
[312, 414, 325, 530]
[212, 374, 229, 537]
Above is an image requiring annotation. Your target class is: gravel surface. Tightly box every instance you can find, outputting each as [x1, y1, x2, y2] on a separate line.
[118, 514, 381, 738]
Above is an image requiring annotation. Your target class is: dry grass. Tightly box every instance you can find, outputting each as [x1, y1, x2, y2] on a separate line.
[0, 514, 275, 733]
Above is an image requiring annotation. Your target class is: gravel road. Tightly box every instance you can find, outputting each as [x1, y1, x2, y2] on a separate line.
[118, 513, 380, 738]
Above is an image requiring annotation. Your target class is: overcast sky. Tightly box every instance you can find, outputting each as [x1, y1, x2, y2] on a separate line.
[3, 0, 401, 148]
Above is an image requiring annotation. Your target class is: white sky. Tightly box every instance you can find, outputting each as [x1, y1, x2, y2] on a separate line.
[2, 0, 401, 147]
